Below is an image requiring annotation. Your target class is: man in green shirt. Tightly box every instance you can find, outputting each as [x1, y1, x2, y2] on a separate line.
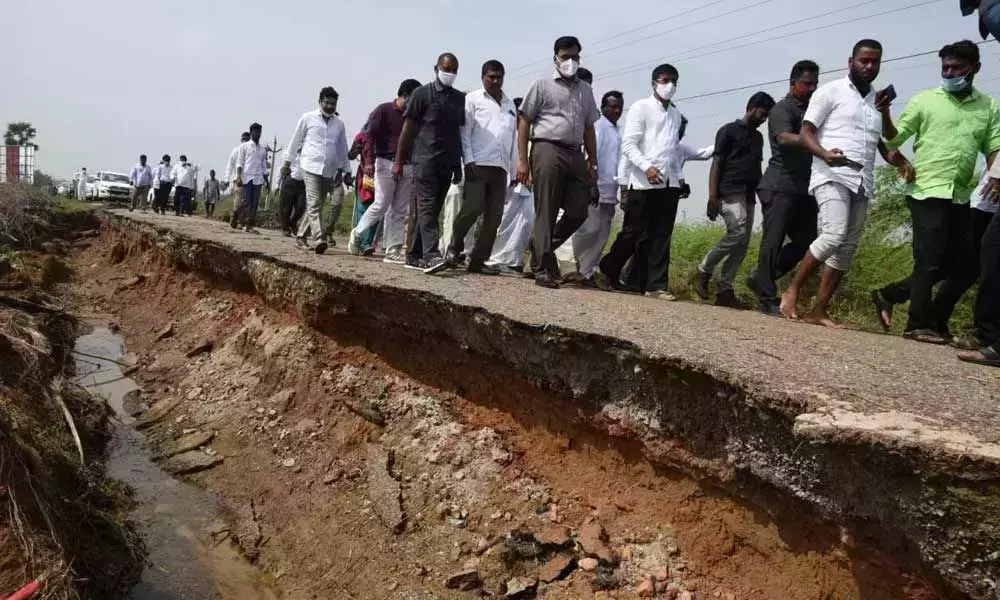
[873, 40, 1000, 344]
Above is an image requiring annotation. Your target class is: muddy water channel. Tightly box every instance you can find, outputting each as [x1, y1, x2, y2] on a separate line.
[74, 326, 277, 600]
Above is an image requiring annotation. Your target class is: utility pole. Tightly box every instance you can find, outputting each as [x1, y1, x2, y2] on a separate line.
[265, 134, 282, 210]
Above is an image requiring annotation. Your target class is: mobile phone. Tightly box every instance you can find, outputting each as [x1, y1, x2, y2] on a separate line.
[879, 84, 897, 103]
[842, 158, 864, 171]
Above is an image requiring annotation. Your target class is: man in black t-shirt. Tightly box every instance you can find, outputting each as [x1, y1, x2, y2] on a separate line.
[747, 60, 820, 315]
[695, 92, 775, 308]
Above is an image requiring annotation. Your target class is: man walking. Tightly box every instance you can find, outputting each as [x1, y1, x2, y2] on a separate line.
[349, 79, 422, 262]
[129, 155, 153, 212]
[958, 168, 1000, 367]
[428, 60, 517, 276]
[225, 132, 251, 191]
[278, 153, 306, 236]
[203, 169, 221, 218]
[394, 53, 465, 270]
[747, 60, 821, 315]
[233, 123, 268, 233]
[76, 168, 89, 201]
[284, 87, 351, 255]
[566, 90, 623, 284]
[695, 92, 775, 308]
[780, 40, 902, 325]
[518, 36, 599, 288]
[872, 40, 1000, 343]
[598, 64, 683, 299]
[171, 155, 198, 216]
[152, 155, 173, 215]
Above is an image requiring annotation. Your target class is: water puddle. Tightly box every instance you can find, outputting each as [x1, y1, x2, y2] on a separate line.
[74, 327, 277, 600]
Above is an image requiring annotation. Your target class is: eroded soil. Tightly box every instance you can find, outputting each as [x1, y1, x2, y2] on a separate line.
[64, 232, 943, 599]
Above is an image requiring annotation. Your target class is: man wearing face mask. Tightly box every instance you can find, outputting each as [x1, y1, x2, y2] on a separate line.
[518, 36, 600, 288]
[872, 40, 1000, 344]
[349, 79, 422, 263]
[598, 64, 683, 299]
[394, 53, 466, 270]
[283, 87, 351, 255]
[695, 92, 775, 309]
[780, 39, 907, 325]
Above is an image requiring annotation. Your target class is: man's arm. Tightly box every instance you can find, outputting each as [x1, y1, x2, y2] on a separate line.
[583, 122, 597, 179]
[769, 103, 804, 148]
[460, 95, 476, 166]
[395, 120, 417, 166]
[283, 115, 307, 172]
[620, 105, 657, 180]
[707, 156, 722, 221]
[883, 96, 920, 149]
[516, 115, 532, 186]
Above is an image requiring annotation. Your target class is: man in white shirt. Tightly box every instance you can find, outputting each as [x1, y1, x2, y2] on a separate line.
[598, 63, 684, 300]
[129, 155, 153, 212]
[283, 87, 351, 255]
[780, 39, 898, 325]
[76, 167, 89, 201]
[152, 155, 174, 215]
[171, 154, 198, 216]
[232, 123, 269, 233]
[225, 132, 251, 190]
[429, 60, 518, 276]
[566, 91, 623, 284]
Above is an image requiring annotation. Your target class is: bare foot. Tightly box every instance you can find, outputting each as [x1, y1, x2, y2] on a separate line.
[802, 315, 844, 329]
[779, 291, 799, 319]
[880, 308, 893, 329]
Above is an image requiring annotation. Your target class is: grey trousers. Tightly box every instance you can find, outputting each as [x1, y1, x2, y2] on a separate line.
[529, 141, 590, 276]
[449, 164, 508, 265]
[699, 193, 756, 293]
[297, 172, 342, 244]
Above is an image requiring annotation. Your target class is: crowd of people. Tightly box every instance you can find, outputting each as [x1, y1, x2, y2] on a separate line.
[123, 31, 1000, 369]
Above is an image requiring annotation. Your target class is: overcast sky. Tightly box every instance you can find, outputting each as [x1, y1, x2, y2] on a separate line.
[2, 0, 996, 219]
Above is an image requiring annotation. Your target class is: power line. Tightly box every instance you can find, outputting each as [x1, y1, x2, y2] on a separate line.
[672, 39, 992, 105]
[508, 0, 731, 74]
[513, 0, 773, 78]
[600, 0, 947, 83]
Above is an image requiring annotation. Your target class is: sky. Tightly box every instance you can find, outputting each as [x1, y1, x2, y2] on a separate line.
[2, 0, 997, 220]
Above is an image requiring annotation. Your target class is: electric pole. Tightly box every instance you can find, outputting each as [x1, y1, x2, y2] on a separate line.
[265, 134, 282, 210]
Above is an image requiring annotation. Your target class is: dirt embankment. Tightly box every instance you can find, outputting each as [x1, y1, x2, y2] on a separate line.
[0, 191, 144, 599]
[63, 215, 975, 600]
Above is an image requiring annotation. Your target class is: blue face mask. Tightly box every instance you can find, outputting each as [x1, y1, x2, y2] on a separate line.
[941, 75, 970, 92]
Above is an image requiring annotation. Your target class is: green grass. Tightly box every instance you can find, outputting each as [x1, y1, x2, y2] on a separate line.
[208, 189, 355, 235]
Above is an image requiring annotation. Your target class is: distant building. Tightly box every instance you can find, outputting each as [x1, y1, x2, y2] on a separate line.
[0, 145, 35, 184]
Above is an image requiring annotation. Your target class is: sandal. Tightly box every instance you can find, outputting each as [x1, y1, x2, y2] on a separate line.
[871, 290, 893, 331]
[950, 335, 982, 351]
[957, 345, 1000, 368]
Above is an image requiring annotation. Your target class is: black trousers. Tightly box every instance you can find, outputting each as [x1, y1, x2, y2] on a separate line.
[174, 186, 193, 215]
[880, 198, 977, 333]
[750, 190, 817, 301]
[279, 177, 307, 233]
[449, 164, 507, 266]
[153, 182, 172, 214]
[600, 187, 680, 293]
[529, 141, 590, 277]
[975, 209, 1000, 347]
[408, 162, 453, 261]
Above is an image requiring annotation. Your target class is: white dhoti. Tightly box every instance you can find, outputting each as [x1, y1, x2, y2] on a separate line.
[571, 203, 616, 277]
[439, 183, 477, 256]
[487, 185, 534, 268]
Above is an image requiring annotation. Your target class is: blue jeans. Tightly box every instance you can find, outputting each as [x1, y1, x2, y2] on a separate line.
[232, 183, 262, 228]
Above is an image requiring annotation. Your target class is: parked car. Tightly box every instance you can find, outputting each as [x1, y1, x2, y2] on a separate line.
[93, 171, 132, 202]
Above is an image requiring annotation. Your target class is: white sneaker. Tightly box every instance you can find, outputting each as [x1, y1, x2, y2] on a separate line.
[347, 229, 361, 255]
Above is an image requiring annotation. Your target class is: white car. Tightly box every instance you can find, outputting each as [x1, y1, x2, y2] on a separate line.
[93, 171, 133, 202]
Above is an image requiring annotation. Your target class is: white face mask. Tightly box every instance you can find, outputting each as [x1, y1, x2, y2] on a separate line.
[437, 71, 457, 88]
[558, 58, 579, 78]
[655, 82, 676, 101]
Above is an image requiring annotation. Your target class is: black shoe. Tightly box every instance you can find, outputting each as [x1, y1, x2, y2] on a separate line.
[424, 252, 457, 275]
[694, 270, 712, 300]
[468, 262, 501, 276]
[757, 300, 781, 317]
[562, 271, 587, 285]
[746, 273, 772, 303]
[404, 257, 425, 270]
[715, 290, 746, 309]
[535, 275, 560, 289]
[315, 241, 328, 255]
